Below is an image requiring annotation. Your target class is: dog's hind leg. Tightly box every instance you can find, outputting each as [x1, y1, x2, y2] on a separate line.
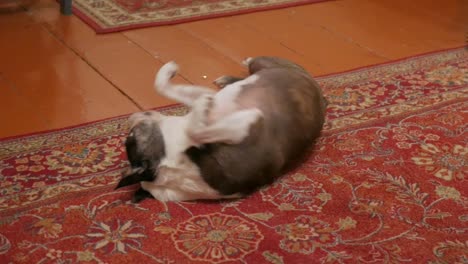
[213, 76, 244, 89]
[244, 56, 307, 74]
[155, 61, 215, 107]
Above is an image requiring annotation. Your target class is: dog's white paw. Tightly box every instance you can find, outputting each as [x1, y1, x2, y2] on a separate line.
[155, 61, 179, 91]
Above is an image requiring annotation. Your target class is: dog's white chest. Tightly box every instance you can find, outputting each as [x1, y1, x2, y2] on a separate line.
[159, 116, 192, 161]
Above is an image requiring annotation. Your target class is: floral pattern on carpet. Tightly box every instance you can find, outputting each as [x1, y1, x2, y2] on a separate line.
[0, 48, 467, 263]
[71, 0, 330, 33]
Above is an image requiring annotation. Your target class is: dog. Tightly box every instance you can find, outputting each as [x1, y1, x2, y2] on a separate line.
[116, 56, 327, 202]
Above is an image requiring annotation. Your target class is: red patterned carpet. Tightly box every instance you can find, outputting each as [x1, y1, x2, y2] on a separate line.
[71, 0, 331, 33]
[0, 48, 467, 263]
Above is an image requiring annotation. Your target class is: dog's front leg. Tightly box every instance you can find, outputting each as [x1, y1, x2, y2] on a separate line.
[155, 61, 215, 106]
[186, 94, 215, 137]
[188, 108, 263, 145]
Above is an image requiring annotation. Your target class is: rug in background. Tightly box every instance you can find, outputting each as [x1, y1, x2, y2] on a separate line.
[0, 48, 466, 263]
[70, 0, 332, 33]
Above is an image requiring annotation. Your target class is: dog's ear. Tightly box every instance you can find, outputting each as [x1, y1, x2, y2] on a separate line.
[115, 164, 155, 189]
[115, 170, 143, 189]
[132, 187, 153, 203]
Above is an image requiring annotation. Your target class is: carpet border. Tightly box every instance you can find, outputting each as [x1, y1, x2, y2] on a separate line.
[0, 46, 465, 141]
[321, 97, 468, 136]
[315, 45, 467, 79]
[70, 0, 335, 34]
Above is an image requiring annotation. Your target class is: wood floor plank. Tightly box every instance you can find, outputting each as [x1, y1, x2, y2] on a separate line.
[365, 0, 464, 48]
[287, 0, 463, 59]
[0, 14, 138, 137]
[228, 8, 387, 74]
[178, 16, 324, 75]
[26, 1, 176, 109]
[404, 0, 468, 28]
[124, 26, 248, 89]
[0, 0, 463, 138]
[0, 77, 48, 138]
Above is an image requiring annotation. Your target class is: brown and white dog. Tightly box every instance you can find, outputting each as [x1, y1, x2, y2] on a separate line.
[116, 56, 327, 202]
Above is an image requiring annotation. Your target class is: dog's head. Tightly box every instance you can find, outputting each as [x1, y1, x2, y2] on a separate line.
[116, 111, 166, 191]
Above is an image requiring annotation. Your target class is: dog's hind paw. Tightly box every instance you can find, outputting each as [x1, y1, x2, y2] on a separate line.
[242, 57, 253, 67]
[213, 75, 243, 88]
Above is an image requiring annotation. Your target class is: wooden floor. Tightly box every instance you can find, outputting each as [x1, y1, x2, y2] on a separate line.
[0, 0, 466, 138]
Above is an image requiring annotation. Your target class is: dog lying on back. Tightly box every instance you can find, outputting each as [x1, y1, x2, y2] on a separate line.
[116, 56, 327, 202]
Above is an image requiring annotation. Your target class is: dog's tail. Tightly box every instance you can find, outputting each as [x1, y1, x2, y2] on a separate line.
[154, 61, 179, 93]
